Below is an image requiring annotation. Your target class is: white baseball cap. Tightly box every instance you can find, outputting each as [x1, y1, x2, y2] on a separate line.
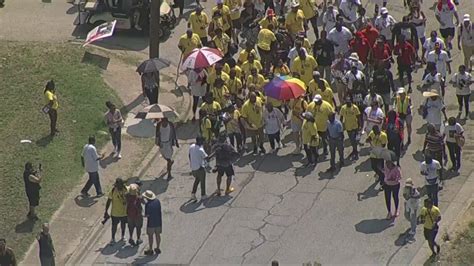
[380, 7, 388, 14]
[464, 14, 471, 22]
[313, 94, 322, 102]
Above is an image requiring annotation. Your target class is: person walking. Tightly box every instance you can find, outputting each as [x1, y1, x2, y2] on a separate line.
[403, 178, 420, 241]
[394, 34, 416, 92]
[126, 184, 143, 247]
[80, 136, 104, 197]
[327, 113, 344, 172]
[241, 92, 266, 154]
[307, 95, 334, 156]
[142, 190, 162, 256]
[210, 133, 240, 196]
[105, 101, 123, 159]
[104, 178, 128, 244]
[187, 68, 208, 121]
[435, 0, 459, 51]
[423, 123, 447, 181]
[313, 30, 335, 81]
[451, 64, 472, 119]
[23, 162, 42, 220]
[364, 100, 384, 135]
[421, 153, 442, 207]
[443, 117, 464, 172]
[372, 62, 395, 113]
[374, 7, 396, 47]
[367, 125, 388, 190]
[43, 80, 59, 137]
[189, 136, 209, 201]
[426, 43, 452, 79]
[301, 112, 320, 166]
[155, 118, 179, 180]
[383, 160, 401, 220]
[263, 103, 285, 152]
[419, 198, 441, 256]
[457, 14, 474, 71]
[340, 97, 361, 160]
[36, 223, 55, 266]
[141, 72, 158, 104]
[393, 87, 413, 148]
[290, 95, 307, 155]
[0, 239, 16, 266]
[422, 89, 447, 131]
[383, 110, 403, 165]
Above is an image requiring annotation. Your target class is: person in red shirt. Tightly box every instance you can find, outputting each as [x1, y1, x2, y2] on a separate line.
[394, 34, 416, 92]
[370, 36, 392, 69]
[359, 23, 380, 48]
[350, 32, 372, 65]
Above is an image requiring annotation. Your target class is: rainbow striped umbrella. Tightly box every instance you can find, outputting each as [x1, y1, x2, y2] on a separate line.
[263, 75, 306, 100]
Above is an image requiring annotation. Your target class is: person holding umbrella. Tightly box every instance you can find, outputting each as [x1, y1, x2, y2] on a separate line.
[155, 117, 179, 180]
[141, 72, 158, 104]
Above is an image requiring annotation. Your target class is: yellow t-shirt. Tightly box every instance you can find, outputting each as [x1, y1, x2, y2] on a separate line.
[339, 104, 360, 131]
[241, 60, 263, 78]
[200, 101, 222, 115]
[285, 9, 305, 35]
[178, 33, 202, 56]
[226, 0, 242, 20]
[257, 28, 277, 51]
[207, 71, 230, 90]
[291, 55, 318, 84]
[241, 98, 264, 128]
[212, 5, 232, 31]
[200, 117, 213, 141]
[308, 80, 334, 107]
[226, 109, 241, 133]
[303, 38, 312, 51]
[259, 17, 278, 29]
[213, 33, 231, 55]
[272, 65, 291, 76]
[226, 77, 243, 95]
[210, 17, 225, 37]
[189, 12, 209, 38]
[300, 0, 316, 19]
[291, 98, 308, 123]
[420, 206, 441, 230]
[302, 120, 319, 146]
[306, 100, 334, 132]
[211, 85, 230, 107]
[246, 74, 266, 91]
[108, 187, 128, 217]
[238, 49, 259, 64]
[368, 130, 388, 158]
[45, 90, 59, 110]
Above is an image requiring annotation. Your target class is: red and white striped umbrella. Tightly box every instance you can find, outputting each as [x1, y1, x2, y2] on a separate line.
[180, 47, 223, 70]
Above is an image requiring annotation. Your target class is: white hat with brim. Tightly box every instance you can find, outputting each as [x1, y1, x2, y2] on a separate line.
[397, 87, 406, 94]
[380, 7, 388, 14]
[464, 14, 471, 22]
[142, 190, 156, 200]
[313, 94, 322, 102]
[349, 52, 359, 61]
[405, 178, 414, 187]
[291, 1, 300, 8]
[128, 184, 139, 196]
[422, 89, 439, 97]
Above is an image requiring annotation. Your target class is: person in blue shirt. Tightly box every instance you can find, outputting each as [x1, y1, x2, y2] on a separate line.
[143, 190, 162, 256]
[327, 112, 345, 172]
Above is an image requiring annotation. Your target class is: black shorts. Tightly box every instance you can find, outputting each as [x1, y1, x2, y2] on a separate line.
[398, 64, 412, 73]
[111, 216, 127, 226]
[439, 28, 455, 39]
[217, 165, 234, 177]
[232, 19, 241, 30]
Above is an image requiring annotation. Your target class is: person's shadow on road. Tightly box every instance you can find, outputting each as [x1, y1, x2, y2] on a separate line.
[354, 218, 394, 234]
[357, 181, 380, 201]
[115, 244, 139, 259]
[99, 241, 125, 256]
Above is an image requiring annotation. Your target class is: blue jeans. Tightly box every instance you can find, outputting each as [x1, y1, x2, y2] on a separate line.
[81, 172, 102, 195]
[425, 183, 439, 207]
[109, 127, 122, 153]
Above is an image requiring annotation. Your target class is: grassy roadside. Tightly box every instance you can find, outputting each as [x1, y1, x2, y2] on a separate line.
[0, 41, 122, 257]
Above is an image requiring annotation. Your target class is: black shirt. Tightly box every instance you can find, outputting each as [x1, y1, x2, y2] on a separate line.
[23, 170, 40, 194]
[38, 232, 55, 258]
[0, 248, 17, 266]
[372, 69, 394, 94]
[313, 39, 335, 66]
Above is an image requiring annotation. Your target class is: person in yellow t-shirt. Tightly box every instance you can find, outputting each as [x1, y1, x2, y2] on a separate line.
[105, 178, 128, 242]
[199, 109, 214, 150]
[208, 11, 225, 39]
[188, 6, 210, 45]
[339, 97, 361, 160]
[200, 93, 222, 117]
[224, 104, 243, 151]
[207, 63, 230, 91]
[259, 8, 278, 29]
[43, 80, 59, 136]
[226, 68, 243, 97]
[241, 53, 263, 80]
[306, 95, 334, 155]
[366, 125, 388, 188]
[299, 0, 319, 38]
[419, 198, 441, 256]
[212, 28, 231, 56]
[225, 0, 242, 43]
[246, 68, 266, 91]
[178, 29, 202, 57]
[211, 78, 230, 107]
[285, 2, 305, 36]
[272, 58, 291, 76]
[241, 92, 265, 154]
[291, 49, 318, 85]
[290, 96, 307, 154]
[308, 71, 337, 108]
[238, 43, 259, 65]
[301, 112, 320, 165]
[257, 24, 277, 74]
[212, 0, 232, 36]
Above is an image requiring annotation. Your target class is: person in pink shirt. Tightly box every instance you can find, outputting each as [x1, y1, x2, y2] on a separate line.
[383, 160, 402, 219]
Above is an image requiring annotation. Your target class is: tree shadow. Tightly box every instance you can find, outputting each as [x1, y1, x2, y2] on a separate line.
[175, 121, 198, 141]
[74, 195, 98, 208]
[354, 218, 394, 234]
[357, 181, 380, 201]
[35, 135, 54, 147]
[115, 244, 139, 259]
[15, 219, 36, 233]
[139, 174, 170, 196]
[99, 241, 126, 256]
[354, 158, 372, 173]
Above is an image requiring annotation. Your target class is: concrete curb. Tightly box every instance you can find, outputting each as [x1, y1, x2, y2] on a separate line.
[409, 172, 474, 264]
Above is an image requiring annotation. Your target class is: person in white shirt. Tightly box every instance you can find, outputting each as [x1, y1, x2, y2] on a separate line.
[364, 90, 384, 108]
[422, 89, 448, 131]
[344, 65, 366, 91]
[287, 40, 307, 68]
[422, 31, 446, 61]
[426, 43, 452, 78]
[80, 136, 104, 197]
[443, 117, 464, 172]
[457, 14, 474, 71]
[364, 101, 385, 134]
[327, 22, 353, 56]
[322, 4, 339, 32]
[451, 64, 473, 118]
[375, 7, 397, 45]
[348, 52, 364, 70]
[189, 136, 209, 201]
[187, 68, 208, 120]
[423, 63, 446, 97]
[104, 101, 123, 159]
[339, 0, 360, 23]
[435, 0, 460, 50]
[263, 103, 285, 152]
[420, 154, 442, 206]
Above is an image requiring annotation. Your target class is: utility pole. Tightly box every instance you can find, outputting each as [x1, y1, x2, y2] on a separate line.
[150, 0, 161, 103]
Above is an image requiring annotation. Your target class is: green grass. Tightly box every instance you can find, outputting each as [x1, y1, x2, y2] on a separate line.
[0, 41, 122, 258]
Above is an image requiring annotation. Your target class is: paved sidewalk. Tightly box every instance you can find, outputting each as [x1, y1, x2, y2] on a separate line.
[20, 52, 191, 265]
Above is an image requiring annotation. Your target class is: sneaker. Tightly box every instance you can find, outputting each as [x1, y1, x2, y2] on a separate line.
[136, 239, 143, 245]
[260, 147, 266, 154]
[112, 147, 117, 155]
[201, 194, 208, 200]
[225, 187, 235, 195]
[109, 239, 116, 245]
[81, 191, 90, 197]
[117, 153, 122, 159]
[386, 212, 392, 220]
[129, 239, 136, 246]
[144, 249, 154, 256]
[190, 194, 197, 201]
[96, 192, 105, 197]
[277, 142, 282, 149]
[215, 189, 222, 196]
[154, 248, 161, 255]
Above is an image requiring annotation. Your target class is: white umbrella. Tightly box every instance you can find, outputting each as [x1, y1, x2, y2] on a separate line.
[180, 47, 223, 70]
